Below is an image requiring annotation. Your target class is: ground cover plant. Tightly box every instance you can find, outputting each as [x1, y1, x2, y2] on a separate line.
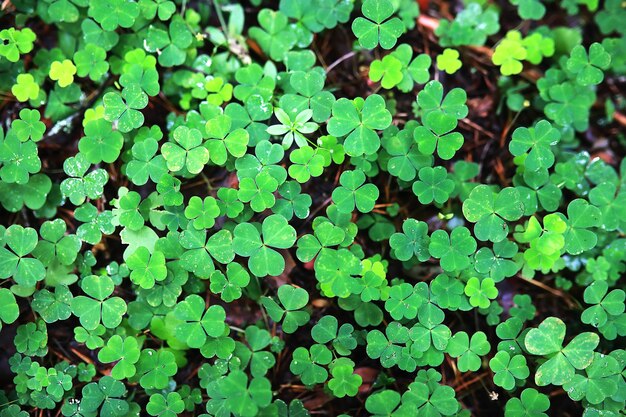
[0, 0, 625, 415]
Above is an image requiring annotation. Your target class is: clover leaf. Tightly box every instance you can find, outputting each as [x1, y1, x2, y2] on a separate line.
[489, 351, 530, 390]
[260, 285, 310, 333]
[504, 388, 550, 417]
[103, 85, 148, 133]
[524, 317, 599, 386]
[429, 227, 476, 272]
[566, 43, 611, 86]
[327, 94, 392, 156]
[173, 294, 227, 348]
[71, 275, 127, 330]
[97, 335, 140, 379]
[352, 0, 404, 49]
[446, 331, 491, 372]
[0, 224, 45, 287]
[233, 214, 296, 277]
[331, 169, 379, 213]
[462, 185, 525, 242]
[412, 166, 455, 204]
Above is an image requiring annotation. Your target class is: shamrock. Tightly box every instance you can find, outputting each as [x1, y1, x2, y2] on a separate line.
[78, 118, 124, 164]
[327, 358, 362, 398]
[509, 120, 561, 171]
[311, 315, 357, 355]
[446, 331, 491, 372]
[32, 219, 81, 266]
[562, 198, 602, 255]
[437, 49, 462, 74]
[413, 110, 464, 160]
[566, 43, 611, 86]
[11, 109, 46, 142]
[464, 277, 498, 309]
[0, 135, 41, 184]
[382, 122, 433, 181]
[401, 380, 459, 417]
[74, 44, 109, 81]
[0, 225, 45, 287]
[331, 169, 379, 213]
[233, 214, 296, 277]
[489, 351, 530, 390]
[435, 3, 499, 47]
[371, 44, 431, 92]
[249, 9, 297, 61]
[562, 352, 621, 404]
[173, 294, 227, 348]
[209, 262, 250, 302]
[147, 392, 185, 417]
[369, 54, 403, 89]
[493, 31, 527, 75]
[0, 27, 36, 62]
[31, 285, 73, 324]
[49, 60, 77, 88]
[71, 275, 127, 330]
[179, 229, 235, 278]
[389, 219, 430, 262]
[504, 388, 550, 417]
[103, 85, 148, 133]
[288, 146, 325, 183]
[462, 185, 525, 242]
[366, 322, 412, 369]
[161, 126, 209, 175]
[11, 74, 40, 102]
[412, 166, 455, 204]
[126, 247, 167, 289]
[351, 0, 404, 49]
[97, 335, 140, 379]
[581, 281, 625, 328]
[184, 196, 220, 230]
[260, 285, 310, 333]
[290, 344, 332, 385]
[429, 227, 477, 272]
[126, 138, 168, 185]
[416, 80, 468, 120]
[136, 349, 178, 390]
[206, 370, 272, 417]
[205, 114, 249, 165]
[524, 317, 599, 386]
[327, 94, 392, 156]
[88, 0, 140, 31]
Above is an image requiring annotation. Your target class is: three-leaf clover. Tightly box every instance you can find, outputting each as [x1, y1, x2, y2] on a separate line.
[71, 275, 127, 330]
[412, 166, 455, 204]
[233, 214, 296, 277]
[331, 169, 379, 213]
[489, 351, 530, 390]
[446, 331, 491, 372]
[0, 225, 45, 287]
[352, 0, 404, 49]
[97, 335, 140, 379]
[389, 219, 430, 262]
[429, 227, 477, 272]
[524, 317, 599, 386]
[103, 85, 148, 133]
[566, 43, 611, 86]
[173, 294, 227, 348]
[462, 185, 525, 242]
[260, 285, 310, 334]
[161, 126, 209, 175]
[327, 94, 392, 156]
